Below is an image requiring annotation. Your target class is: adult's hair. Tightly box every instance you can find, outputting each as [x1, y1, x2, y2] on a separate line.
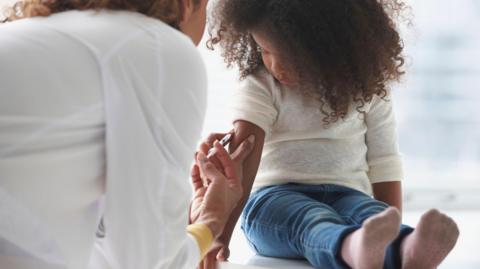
[209, 0, 410, 124]
[2, 0, 199, 27]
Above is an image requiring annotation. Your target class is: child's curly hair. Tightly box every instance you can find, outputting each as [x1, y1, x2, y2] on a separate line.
[208, 0, 409, 124]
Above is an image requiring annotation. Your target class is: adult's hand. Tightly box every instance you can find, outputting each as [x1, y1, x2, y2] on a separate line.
[194, 132, 254, 269]
[198, 239, 229, 269]
[189, 135, 255, 238]
[198, 131, 253, 187]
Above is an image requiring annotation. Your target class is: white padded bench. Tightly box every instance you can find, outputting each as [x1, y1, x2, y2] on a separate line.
[218, 256, 315, 269]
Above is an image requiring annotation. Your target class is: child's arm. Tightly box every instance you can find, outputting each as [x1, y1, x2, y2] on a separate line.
[365, 92, 404, 213]
[220, 120, 266, 246]
[372, 181, 402, 212]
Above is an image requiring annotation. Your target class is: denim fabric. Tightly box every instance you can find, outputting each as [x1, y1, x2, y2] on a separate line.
[241, 183, 413, 269]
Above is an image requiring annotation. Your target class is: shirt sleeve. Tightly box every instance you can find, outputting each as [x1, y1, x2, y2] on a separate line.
[98, 24, 209, 269]
[365, 92, 404, 184]
[229, 71, 278, 137]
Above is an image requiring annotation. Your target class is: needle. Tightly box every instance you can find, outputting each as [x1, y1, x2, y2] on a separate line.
[207, 133, 233, 158]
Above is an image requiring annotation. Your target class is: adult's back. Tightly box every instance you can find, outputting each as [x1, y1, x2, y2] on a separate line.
[0, 9, 207, 269]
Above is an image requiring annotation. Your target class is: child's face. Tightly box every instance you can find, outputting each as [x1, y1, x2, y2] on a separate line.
[251, 30, 298, 86]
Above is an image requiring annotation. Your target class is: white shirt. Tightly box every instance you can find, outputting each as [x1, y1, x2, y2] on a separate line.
[0, 10, 206, 269]
[230, 69, 403, 194]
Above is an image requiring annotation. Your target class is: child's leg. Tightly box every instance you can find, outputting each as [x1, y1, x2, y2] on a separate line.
[325, 185, 412, 269]
[241, 184, 360, 269]
[326, 186, 459, 268]
[400, 209, 459, 269]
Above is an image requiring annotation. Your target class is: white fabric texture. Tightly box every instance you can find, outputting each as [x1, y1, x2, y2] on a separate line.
[230, 69, 403, 194]
[0, 10, 206, 269]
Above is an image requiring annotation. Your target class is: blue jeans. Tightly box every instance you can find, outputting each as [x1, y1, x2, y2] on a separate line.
[241, 184, 413, 269]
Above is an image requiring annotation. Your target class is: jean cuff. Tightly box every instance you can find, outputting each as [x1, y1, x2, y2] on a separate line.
[384, 224, 414, 269]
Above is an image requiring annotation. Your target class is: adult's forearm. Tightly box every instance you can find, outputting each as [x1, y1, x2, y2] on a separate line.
[218, 181, 255, 244]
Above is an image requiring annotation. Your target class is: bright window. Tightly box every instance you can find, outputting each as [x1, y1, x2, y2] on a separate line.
[394, 0, 480, 209]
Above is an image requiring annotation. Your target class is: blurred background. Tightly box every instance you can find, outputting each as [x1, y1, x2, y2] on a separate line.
[1, 0, 478, 268]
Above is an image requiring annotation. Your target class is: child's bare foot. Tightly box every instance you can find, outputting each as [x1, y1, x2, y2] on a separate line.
[341, 207, 401, 269]
[401, 209, 459, 269]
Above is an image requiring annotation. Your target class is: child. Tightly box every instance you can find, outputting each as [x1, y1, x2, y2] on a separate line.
[200, 0, 459, 268]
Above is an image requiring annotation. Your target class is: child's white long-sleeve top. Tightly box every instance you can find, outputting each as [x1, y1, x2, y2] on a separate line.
[0, 10, 207, 269]
[230, 69, 404, 194]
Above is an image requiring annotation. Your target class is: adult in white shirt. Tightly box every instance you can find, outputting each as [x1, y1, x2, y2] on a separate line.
[0, 0, 253, 268]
